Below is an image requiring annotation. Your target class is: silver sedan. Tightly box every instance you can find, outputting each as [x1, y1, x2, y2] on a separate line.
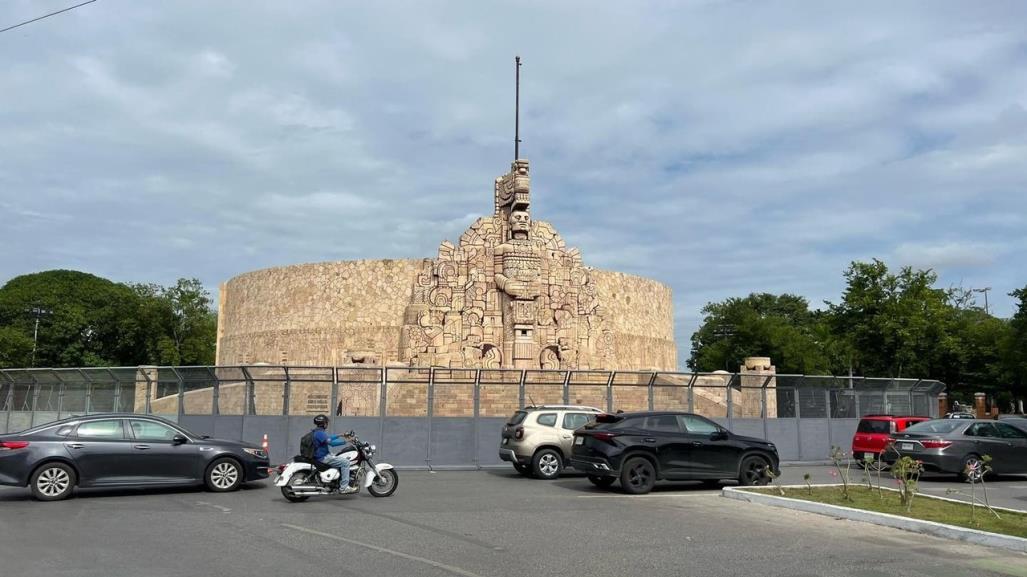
[891, 418, 1027, 481]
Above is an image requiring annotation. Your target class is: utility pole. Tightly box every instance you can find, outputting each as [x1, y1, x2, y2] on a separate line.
[28, 306, 51, 367]
[971, 287, 992, 315]
[514, 55, 522, 160]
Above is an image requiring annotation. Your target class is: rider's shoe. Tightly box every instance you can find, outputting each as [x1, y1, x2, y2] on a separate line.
[340, 484, 359, 494]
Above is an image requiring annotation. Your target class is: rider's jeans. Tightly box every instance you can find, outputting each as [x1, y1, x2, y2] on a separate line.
[321, 454, 352, 486]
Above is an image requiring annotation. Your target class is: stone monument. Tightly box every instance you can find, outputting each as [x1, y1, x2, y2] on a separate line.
[398, 159, 610, 370]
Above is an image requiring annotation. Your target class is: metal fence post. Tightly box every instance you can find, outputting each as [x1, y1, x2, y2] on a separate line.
[82, 372, 92, 414]
[726, 374, 734, 428]
[282, 367, 291, 416]
[687, 374, 696, 413]
[605, 371, 616, 413]
[330, 368, 339, 417]
[241, 367, 255, 416]
[30, 373, 40, 425]
[2, 372, 13, 433]
[647, 372, 656, 411]
[378, 368, 387, 460]
[142, 369, 154, 414]
[173, 368, 185, 418]
[562, 371, 571, 405]
[54, 370, 66, 419]
[107, 368, 121, 413]
[473, 369, 481, 470]
[761, 376, 770, 441]
[518, 370, 526, 408]
[794, 377, 804, 461]
[824, 387, 833, 452]
[210, 367, 220, 416]
[426, 367, 435, 470]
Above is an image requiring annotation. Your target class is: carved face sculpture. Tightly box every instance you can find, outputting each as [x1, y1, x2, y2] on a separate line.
[509, 210, 531, 237]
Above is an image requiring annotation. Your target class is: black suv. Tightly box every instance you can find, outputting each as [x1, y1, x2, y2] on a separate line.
[570, 411, 780, 494]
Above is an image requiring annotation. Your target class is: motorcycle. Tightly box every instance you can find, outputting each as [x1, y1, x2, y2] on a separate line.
[273, 430, 398, 502]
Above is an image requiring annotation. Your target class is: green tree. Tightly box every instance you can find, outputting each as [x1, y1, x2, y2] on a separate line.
[0, 326, 33, 368]
[0, 270, 149, 367]
[689, 293, 833, 374]
[1001, 285, 1027, 398]
[827, 260, 958, 378]
[132, 279, 217, 365]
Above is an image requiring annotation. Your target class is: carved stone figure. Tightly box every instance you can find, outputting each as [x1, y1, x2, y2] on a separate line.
[399, 158, 606, 369]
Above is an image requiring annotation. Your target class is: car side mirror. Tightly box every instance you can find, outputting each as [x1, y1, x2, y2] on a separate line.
[172, 434, 188, 445]
[710, 430, 729, 441]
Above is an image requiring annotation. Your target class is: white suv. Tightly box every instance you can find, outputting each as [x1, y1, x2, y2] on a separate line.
[499, 405, 603, 479]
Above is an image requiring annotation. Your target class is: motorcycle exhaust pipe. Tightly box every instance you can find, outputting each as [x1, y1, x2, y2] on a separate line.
[287, 485, 319, 491]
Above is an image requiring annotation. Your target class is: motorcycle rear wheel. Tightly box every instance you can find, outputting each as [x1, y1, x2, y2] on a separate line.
[367, 469, 398, 498]
[281, 473, 311, 503]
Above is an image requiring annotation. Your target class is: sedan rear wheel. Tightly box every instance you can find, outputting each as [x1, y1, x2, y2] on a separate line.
[620, 457, 656, 495]
[31, 462, 76, 501]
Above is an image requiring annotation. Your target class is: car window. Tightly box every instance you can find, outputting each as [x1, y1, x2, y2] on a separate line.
[856, 419, 890, 434]
[994, 422, 1027, 440]
[129, 420, 181, 441]
[965, 423, 999, 438]
[608, 416, 646, 430]
[644, 415, 682, 433]
[678, 415, 719, 434]
[561, 413, 591, 430]
[508, 411, 528, 426]
[536, 413, 557, 427]
[76, 419, 124, 439]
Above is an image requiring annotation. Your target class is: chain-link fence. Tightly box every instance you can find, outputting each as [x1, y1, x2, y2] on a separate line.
[0, 366, 945, 466]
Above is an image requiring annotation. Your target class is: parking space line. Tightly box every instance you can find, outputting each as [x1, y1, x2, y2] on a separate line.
[281, 523, 485, 577]
[576, 492, 719, 499]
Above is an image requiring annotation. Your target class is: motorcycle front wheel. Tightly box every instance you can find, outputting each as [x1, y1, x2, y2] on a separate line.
[367, 469, 398, 498]
[281, 473, 311, 503]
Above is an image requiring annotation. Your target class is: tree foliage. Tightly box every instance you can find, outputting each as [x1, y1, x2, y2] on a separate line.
[689, 260, 1021, 400]
[0, 270, 216, 368]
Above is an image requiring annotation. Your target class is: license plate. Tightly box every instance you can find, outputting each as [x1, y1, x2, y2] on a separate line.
[574, 436, 584, 445]
[502, 438, 508, 445]
[901, 443, 914, 451]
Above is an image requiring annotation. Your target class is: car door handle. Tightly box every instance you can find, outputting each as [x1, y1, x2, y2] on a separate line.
[66, 443, 84, 449]
[133, 445, 151, 450]
[691, 441, 704, 447]
[643, 438, 657, 443]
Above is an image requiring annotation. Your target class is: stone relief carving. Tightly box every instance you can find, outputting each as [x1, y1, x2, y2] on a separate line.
[399, 159, 607, 370]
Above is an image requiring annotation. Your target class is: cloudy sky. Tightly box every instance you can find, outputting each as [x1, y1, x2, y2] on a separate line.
[2, 1, 1025, 365]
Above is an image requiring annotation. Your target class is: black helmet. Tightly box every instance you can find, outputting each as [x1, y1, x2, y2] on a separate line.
[313, 414, 329, 428]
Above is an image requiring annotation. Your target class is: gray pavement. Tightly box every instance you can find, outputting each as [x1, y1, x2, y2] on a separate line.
[1, 469, 1026, 577]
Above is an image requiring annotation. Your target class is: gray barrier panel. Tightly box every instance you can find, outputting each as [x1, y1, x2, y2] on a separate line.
[331, 416, 383, 456]
[765, 419, 800, 461]
[830, 419, 859, 454]
[179, 415, 216, 438]
[382, 418, 430, 467]
[798, 419, 831, 461]
[244, 417, 290, 464]
[33, 412, 60, 428]
[429, 417, 476, 467]
[213, 416, 245, 444]
[8, 412, 32, 433]
[478, 417, 507, 467]
[729, 418, 766, 440]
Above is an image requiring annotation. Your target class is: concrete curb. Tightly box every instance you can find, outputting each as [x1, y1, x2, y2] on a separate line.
[722, 486, 1027, 554]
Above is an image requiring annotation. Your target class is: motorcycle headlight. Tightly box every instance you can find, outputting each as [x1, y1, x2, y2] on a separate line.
[243, 448, 268, 459]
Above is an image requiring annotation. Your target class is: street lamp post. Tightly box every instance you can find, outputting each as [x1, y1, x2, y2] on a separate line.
[28, 306, 51, 367]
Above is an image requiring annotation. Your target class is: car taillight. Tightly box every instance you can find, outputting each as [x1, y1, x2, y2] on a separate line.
[920, 439, 952, 449]
[591, 432, 619, 442]
[514, 427, 524, 440]
[0, 441, 29, 450]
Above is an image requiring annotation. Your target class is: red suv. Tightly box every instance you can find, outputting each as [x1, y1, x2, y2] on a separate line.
[851, 415, 930, 462]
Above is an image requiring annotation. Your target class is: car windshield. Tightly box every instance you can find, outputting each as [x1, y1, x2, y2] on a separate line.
[902, 420, 965, 434]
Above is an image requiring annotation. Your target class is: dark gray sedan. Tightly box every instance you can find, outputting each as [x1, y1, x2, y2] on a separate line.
[892, 418, 1027, 481]
[0, 414, 269, 500]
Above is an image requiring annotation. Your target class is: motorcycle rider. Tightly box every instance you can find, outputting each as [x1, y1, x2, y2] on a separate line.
[311, 414, 357, 493]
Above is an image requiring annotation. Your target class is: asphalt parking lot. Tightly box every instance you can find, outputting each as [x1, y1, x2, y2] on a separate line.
[2, 468, 1026, 577]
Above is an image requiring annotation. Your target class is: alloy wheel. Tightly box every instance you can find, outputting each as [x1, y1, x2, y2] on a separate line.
[627, 462, 653, 489]
[741, 458, 768, 486]
[210, 462, 239, 490]
[539, 454, 559, 477]
[37, 467, 71, 498]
